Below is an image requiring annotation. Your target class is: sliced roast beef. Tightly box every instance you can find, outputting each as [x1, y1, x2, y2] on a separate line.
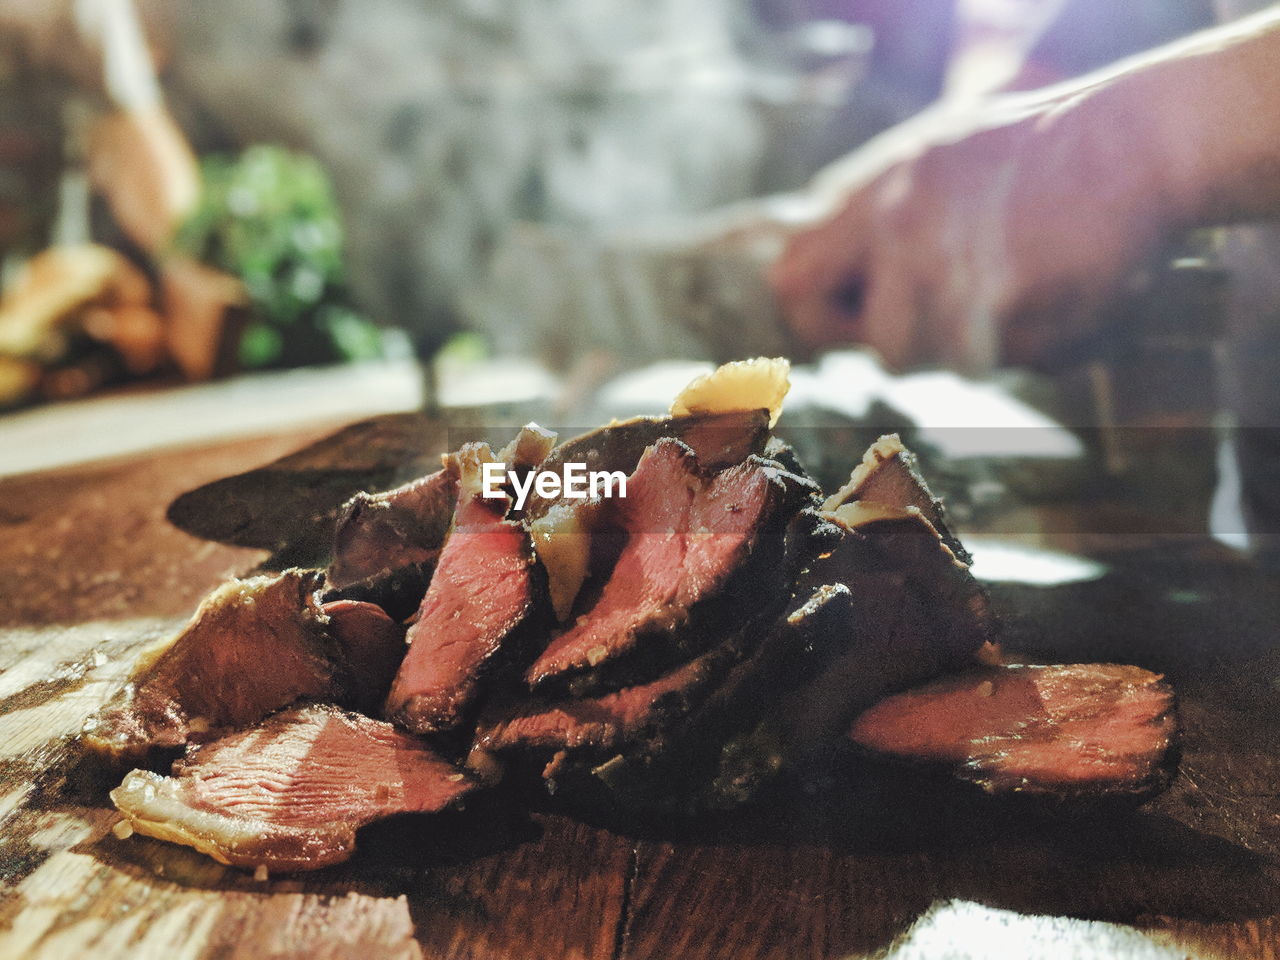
[111, 704, 474, 871]
[823, 434, 971, 564]
[327, 424, 557, 617]
[824, 504, 993, 652]
[848, 664, 1179, 801]
[475, 501, 839, 793]
[518, 408, 777, 623]
[321, 599, 406, 713]
[765, 435, 997, 780]
[328, 461, 458, 592]
[477, 644, 739, 757]
[522, 409, 771, 520]
[501, 581, 855, 811]
[678, 583, 857, 807]
[83, 573, 409, 768]
[525, 439, 818, 695]
[384, 444, 543, 735]
[772, 509, 996, 776]
[328, 412, 763, 616]
[115, 397, 1183, 875]
[83, 571, 340, 766]
[506, 412, 772, 623]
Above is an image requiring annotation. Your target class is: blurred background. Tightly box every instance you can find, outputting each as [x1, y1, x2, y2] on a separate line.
[0, 0, 1243, 547]
[0, 0, 1218, 390]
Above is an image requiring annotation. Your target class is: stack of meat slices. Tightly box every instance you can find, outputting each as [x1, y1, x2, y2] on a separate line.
[471, 434, 826, 806]
[83, 358, 1182, 872]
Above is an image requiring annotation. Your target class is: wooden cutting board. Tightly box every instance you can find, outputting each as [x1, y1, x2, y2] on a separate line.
[2, 419, 1280, 960]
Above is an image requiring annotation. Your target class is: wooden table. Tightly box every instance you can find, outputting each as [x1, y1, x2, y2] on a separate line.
[3, 420, 1280, 960]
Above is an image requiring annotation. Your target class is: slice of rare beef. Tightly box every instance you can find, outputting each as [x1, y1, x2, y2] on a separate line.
[770, 438, 997, 777]
[822, 433, 971, 564]
[486, 411, 771, 624]
[84, 573, 408, 768]
[495, 433, 994, 806]
[384, 444, 543, 735]
[525, 439, 817, 694]
[848, 663, 1179, 801]
[523, 411, 774, 627]
[773, 510, 995, 772]
[84, 571, 340, 767]
[111, 704, 474, 871]
[328, 461, 458, 591]
[521, 409, 771, 521]
[328, 424, 556, 618]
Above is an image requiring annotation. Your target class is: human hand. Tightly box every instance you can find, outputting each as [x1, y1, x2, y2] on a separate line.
[770, 85, 1176, 373]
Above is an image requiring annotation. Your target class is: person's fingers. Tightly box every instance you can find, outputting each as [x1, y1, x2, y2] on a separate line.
[926, 239, 1010, 374]
[783, 286, 864, 352]
[859, 254, 921, 371]
[770, 198, 870, 303]
[770, 203, 873, 352]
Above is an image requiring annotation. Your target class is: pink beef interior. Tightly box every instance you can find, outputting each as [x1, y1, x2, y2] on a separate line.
[526, 440, 772, 687]
[384, 489, 534, 732]
[849, 663, 1177, 792]
[176, 706, 469, 826]
[84, 571, 339, 762]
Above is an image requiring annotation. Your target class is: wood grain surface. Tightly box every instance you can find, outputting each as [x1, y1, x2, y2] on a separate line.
[3, 420, 1280, 960]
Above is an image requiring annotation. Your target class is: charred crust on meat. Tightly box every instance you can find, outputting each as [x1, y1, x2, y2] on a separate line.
[320, 599, 407, 714]
[823, 434, 971, 566]
[329, 423, 556, 594]
[112, 404, 1184, 868]
[481, 581, 854, 814]
[322, 559, 435, 623]
[82, 571, 421, 770]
